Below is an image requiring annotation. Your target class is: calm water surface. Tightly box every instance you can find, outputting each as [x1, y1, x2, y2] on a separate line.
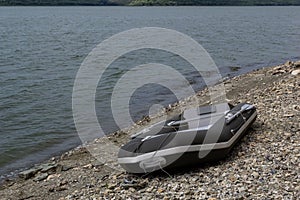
[0, 6, 299, 177]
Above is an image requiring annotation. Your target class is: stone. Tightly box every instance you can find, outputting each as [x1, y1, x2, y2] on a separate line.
[128, 187, 136, 193]
[121, 179, 148, 190]
[283, 113, 294, 117]
[294, 61, 300, 68]
[146, 187, 153, 193]
[238, 187, 246, 193]
[230, 66, 241, 72]
[47, 174, 61, 180]
[59, 165, 73, 173]
[291, 69, 300, 76]
[19, 168, 40, 180]
[33, 173, 49, 182]
[229, 175, 237, 182]
[50, 157, 56, 161]
[59, 179, 68, 186]
[272, 70, 285, 75]
[252, 172, 259, 179]
[284, 61, 293, 67]
[104, 189, 112, 195]
[39, 163, 58, 173]
[55, 186, 68, 192]
[107, 183, 117, 190]
[83, 164, 93, 169]
[184, 189, 191, 195]
[157, 188, 164, 193]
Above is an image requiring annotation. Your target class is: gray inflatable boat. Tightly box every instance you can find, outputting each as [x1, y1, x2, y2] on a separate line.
[118, 103, 257, 173]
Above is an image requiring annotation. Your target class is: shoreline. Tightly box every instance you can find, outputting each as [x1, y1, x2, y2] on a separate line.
[1, 61, 299, 199]
[0, 58, 295, 182]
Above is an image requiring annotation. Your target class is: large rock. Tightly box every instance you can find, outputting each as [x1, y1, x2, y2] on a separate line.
[18, 163, 61, 180]
[33, 173, 49, 182]
[18, 168, 40, 180]
[40, 163, 58, 173]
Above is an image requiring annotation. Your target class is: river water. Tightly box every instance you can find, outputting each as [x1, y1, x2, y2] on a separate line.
[0, 6, 299, 178]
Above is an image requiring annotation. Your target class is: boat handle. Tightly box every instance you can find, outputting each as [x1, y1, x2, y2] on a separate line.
[226, 104, 254, 124]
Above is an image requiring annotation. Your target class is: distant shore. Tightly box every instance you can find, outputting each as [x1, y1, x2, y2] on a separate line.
[1, 0, 300, 7]
[0, 61, 299, 199]
[1, 5, 300, 6]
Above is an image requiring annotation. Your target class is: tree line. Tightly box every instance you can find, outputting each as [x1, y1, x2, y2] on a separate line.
[0, 0, 299, 6]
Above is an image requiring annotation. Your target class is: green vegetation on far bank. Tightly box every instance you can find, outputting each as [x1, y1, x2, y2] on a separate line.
[0, 0, 129, 6]
[130, 0, 300, 6]
[0, 0, 300, 6]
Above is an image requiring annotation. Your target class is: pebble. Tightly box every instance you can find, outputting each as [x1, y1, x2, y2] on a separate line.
[252, 172, 259, 179]
[82, 164, 93, 169]
[107, 183, 117, 190]
[47, 174, 61, 180]
[291, 69, 300, 76]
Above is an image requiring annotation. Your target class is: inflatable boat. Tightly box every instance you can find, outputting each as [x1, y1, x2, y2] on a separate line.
[118, 103, 257, 173]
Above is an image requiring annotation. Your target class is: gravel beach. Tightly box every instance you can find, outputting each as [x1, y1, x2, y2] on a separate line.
[0, 61, 299, 200]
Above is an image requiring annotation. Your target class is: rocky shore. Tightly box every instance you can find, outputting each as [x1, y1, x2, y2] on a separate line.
[0, 61, 299, 200]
